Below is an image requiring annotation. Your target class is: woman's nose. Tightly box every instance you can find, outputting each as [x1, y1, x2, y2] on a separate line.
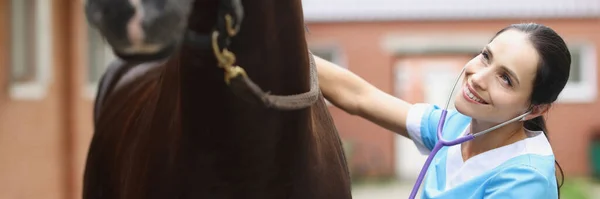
[470, 69, 489, 91]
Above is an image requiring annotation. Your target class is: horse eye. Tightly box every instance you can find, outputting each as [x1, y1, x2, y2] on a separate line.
[92, 11, 103, 24]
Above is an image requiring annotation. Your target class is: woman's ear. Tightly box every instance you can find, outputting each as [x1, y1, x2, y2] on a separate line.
[522, 104, 551, 121]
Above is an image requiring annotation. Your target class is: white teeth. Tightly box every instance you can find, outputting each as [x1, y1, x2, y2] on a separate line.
[464, 87, 485, 103]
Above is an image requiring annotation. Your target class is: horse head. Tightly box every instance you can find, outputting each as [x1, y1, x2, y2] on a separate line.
[84, 0, 196, 61]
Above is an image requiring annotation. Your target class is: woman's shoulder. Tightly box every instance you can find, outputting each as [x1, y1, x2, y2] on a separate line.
[496, 129, 557, 178]
[483, 148, 557, 198]
[496, 154, 556, 179]
[483, 132, 558, 197]
[405, 103, 472, 154]
[483, 158, 558, 198]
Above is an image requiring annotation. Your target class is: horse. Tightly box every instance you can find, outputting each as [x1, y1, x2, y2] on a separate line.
[81, 0, 353, 198]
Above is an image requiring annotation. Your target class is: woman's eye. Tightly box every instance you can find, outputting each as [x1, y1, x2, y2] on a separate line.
[500, 74, 512, 86]
[480, 51, 490, 65]
[481, 51, 489, 60]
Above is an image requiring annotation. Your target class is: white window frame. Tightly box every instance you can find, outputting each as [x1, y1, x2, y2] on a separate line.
[9, 0, 53, 100]
[556, 44, 597, 103]
[308, 44, 347, 106]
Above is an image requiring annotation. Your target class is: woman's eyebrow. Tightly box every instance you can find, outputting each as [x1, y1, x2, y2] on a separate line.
[500, 66, 521, 85]
[486, 45, 521, 85]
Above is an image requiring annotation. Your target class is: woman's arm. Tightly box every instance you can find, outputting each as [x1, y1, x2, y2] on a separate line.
[314, 55, 413, 138]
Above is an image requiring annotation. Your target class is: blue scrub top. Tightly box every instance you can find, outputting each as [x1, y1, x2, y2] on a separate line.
[405, 103, 558, 199]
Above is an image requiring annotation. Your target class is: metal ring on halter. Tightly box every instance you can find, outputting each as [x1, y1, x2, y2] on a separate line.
[211, 30, 247, 85]
[225, 14, 239, 37]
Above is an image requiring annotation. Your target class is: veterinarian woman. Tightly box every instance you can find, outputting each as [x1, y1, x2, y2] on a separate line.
[314, 23, 567, 199]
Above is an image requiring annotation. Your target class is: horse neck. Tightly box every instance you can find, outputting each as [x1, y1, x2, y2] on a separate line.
[177, 0, 311, 96]
[148, 0, 315, 190]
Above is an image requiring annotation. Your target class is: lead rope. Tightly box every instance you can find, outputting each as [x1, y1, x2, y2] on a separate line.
[209, 21, 320, 110]
[206, 0, 319, 110]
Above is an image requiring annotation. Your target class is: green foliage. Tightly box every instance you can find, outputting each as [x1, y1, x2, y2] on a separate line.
[559, 177, 593, 199]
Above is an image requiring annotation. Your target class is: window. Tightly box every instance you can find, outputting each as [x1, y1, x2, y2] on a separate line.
[310, 46, 347, 69]
[569, 48, 582, 83]
[85, 25, 116, 98]
[9, 0, 52, 100]
[556, 44, 597, 103]
[309, 45, 346, 106]
[10, 0, 36, 83]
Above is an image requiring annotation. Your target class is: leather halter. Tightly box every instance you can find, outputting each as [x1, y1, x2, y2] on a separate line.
[183, 0, 321, 110]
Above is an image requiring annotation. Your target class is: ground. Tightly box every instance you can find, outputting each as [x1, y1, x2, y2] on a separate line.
[352, 180, 415, 199]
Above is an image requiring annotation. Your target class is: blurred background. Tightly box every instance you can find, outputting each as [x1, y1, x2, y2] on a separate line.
[0, 0, 599, 198]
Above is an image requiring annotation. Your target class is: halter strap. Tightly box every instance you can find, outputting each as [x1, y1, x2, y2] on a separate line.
[183, 0, 320, 110]
[98, 0, 320, 112]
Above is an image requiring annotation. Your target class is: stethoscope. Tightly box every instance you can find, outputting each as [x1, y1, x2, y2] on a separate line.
[408, 67, 532, 199]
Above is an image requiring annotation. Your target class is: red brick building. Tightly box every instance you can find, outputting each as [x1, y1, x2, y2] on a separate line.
[303, 0, 600, 180]
[0, 0, 598, 198]
[0, 0, 104, 198]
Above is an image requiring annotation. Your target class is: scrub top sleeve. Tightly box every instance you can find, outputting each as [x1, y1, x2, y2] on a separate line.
[405, 103, 443, 155]
[484, 165, 554, 199]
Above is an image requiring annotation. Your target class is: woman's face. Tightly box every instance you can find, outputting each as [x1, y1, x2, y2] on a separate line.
[455, 29, 540, 124]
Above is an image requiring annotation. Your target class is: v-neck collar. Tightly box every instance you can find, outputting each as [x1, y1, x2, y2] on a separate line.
[443, 124, 552, 190]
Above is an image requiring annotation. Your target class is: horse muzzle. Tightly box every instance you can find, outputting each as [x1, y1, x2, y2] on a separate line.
[85, 0, 193, 62]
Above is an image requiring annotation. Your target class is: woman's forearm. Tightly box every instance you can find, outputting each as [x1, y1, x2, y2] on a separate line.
[314, 55, 369, 115]
[313, 54, 412, 137]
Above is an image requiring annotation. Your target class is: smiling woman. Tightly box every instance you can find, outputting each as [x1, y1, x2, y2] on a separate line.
[315, 22, 569, 199]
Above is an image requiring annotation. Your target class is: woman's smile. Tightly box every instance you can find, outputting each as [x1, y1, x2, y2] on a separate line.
[462, 83, 489, 105]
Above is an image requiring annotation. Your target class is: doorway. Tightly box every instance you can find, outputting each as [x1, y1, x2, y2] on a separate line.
[393, 54, 473, 181]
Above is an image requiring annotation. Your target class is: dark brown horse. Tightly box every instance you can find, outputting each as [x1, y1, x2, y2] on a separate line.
[82, 0, 352, 198]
